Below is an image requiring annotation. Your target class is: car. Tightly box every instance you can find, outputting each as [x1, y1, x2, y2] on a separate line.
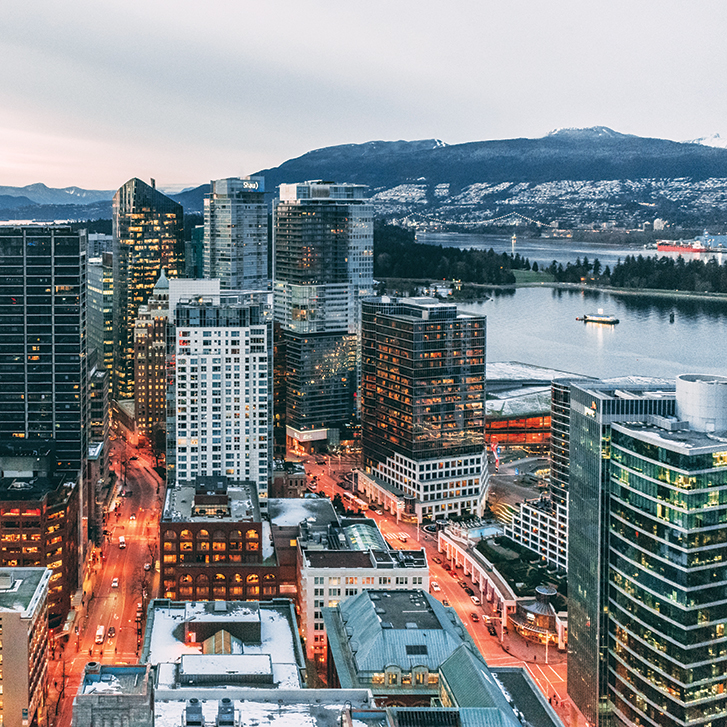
[144, 563, 152, 571]
[107, 626, 116, 639]
[315, 459, 326, 465]
[129, 456, 138, 461]
[111, 577, 119, 588]
[442, 563, 451, 571]
[442, 599, 450, 607]
[459, 581, 469, 590]
[431, 581, 441, 592]
[129, 514, 136, 521]
[398, 533, 409, 543]
[469, 613, 480, 622]
[372, 509, 383, 515]
[464, 587, 475, 597]
[471, 595, 481, 606]
[487, 624, 497, 636]
[449, 571, 459, 580]
[432, 557, 442, 565]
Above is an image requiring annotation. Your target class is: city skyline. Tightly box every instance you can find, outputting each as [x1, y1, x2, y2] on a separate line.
[3, 1, 727, 188]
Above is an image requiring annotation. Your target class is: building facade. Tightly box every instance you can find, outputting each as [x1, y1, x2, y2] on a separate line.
[203, 177, 268, 290]
[0, 226, 89, 482]
[172, 294, 272, 496]
[0, 568, 51, 727]
[133, 272, 169, 441]
[607, 374, 727, 727]
[87, 252, 114, 387]
[566, 378, 676, 726]
[0, 473, 80, 629]
[112, 178, 183, 400]
[359, 297, 487, 522]
[160, 477, 295, 603]
[273, 182, 374, 451]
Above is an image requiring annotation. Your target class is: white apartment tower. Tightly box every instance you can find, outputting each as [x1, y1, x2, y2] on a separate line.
[172, 293, 273, 499]
[203, 177, 268, 291]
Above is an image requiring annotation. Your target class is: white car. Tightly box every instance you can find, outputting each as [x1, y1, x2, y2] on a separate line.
[111, 577, 119, 588]
[431, 581, 441, 592]
[144, 563, 152, 571]
[470, 595, 481, 606]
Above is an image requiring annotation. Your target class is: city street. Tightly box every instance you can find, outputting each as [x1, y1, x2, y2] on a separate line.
[302, 454, 574, 725]
[46, 442, 162, 727]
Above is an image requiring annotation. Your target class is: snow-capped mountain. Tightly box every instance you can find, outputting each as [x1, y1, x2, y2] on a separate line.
[682, 133, 727, 149]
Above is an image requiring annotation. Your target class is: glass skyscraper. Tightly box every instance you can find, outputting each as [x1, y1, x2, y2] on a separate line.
[112, 178, 183, 400]
[273, 182, 374, 451]
[0, 226, 88, 478]
[359, 297, 487, 521]
[203, 177, 268, 290]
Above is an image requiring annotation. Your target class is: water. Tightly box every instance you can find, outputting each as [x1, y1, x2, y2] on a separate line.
[460, 287, 727, 380]
[416, 232, 726, 269]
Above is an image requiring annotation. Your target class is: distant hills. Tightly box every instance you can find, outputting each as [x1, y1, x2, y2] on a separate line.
[4, 128, 727, 227]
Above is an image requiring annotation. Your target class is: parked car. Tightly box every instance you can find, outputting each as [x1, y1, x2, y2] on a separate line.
[471, 595, 481, 606]
[144, 563, 152, 571]
[432, 557, 442, 565]
[442, 563, 451, 571]
[459, 581, 469, 590]
[487, 624, 497, 636]
[449, 571, 459, 580]
[469, 613, 480, 622]
[464, 587, 475, 597]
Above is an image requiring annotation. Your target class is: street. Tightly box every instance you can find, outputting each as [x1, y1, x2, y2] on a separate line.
[46, 442, 162, 727]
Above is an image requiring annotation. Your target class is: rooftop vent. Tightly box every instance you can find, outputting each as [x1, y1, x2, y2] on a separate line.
[405, 622, 419, 629]
[381, 622, 393, 629]
[185, 698, 204, 726]
[216, 697, 235, 727]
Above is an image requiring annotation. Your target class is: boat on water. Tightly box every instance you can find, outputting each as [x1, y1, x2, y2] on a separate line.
[656, 231, 726, 254]
[577, 309, 619, 325]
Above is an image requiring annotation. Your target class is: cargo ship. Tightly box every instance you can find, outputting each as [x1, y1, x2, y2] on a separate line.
[656, 232, 725, 254]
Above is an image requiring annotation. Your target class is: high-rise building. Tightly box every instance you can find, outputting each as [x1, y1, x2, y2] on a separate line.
[0, 226, 88, 480]
[172, 293, 273, 497]
[87, 252, 114, 387]
[273, 182, 374, 451]
[358, 297, 487, 522]
[607, 374, 727, 727]
[203, 177, 268, 290]
[566, 378, 677, 726]
[0, 568, 51, 727]
[112, 178, 183, 400]
[134, 271, 170, 442]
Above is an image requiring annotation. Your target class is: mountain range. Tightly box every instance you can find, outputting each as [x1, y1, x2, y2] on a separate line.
[4, 128, 727, 228]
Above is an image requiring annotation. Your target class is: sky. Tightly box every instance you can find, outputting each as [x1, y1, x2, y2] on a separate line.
[2, 0, 727, 190]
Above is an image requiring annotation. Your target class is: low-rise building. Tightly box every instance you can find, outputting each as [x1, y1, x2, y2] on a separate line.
[269, 498, 429, 663]
[0, 568, 51, 727]
[160, 477, 295, 602]
[0, 473, 79, 628]
[270, 460, 308, 498]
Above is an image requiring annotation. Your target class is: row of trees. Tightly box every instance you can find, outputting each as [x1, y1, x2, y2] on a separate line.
[547, 254, 727, 294]
[373, 222, 530, 285]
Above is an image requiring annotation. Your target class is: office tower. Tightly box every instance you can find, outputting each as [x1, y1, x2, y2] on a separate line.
[173, 293, 273, 497]
[567, 378, 677, 726]
[87, 251, 114, 386]
[0, 568, 51, 727]
[607, 374, 727, 727]
[186, 224, 204, 278]
[112, 178, 183, 400]
[273, 182, 374, 451]
[0, 226, 88, 480]
[87, 232, 113, 257]
[358, 297, 487, 522]
[204, 177, 268, 290]
[134, 271, 170, 442]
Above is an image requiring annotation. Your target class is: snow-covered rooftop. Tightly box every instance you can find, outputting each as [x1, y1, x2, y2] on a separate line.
[146, 600, 303, 690]
[267, 498, 338, 528]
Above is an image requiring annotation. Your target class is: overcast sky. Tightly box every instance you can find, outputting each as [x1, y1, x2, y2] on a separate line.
[2, 0, 727, 189]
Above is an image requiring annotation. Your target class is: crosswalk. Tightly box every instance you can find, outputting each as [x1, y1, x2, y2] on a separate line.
[383, 532, 410, 543]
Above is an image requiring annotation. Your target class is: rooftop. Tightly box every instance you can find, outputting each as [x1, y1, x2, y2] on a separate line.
[268, 498, 339, 529]
[153, 690, 374, 727]
[613, 420, 727, 455]
[80, 665, 150, 696]
[0, 474, 74, 502]
[144, 600, 304, 690]
[162, 476, 260, 523]
[0, 568, 50, 616]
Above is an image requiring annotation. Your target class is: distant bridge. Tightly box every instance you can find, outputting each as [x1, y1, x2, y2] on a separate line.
[396, 210, 558, 229]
